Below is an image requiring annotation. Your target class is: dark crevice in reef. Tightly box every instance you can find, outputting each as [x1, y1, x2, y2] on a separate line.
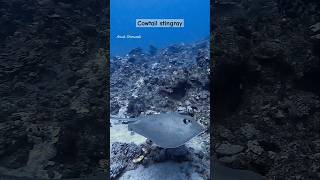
[214, 63, 243, 120]
[214, 59, 262, 121]
[258, 140, 281, 153]
[55, 126, 80, 164]
[158, 81, 192, 101]
[294, 69, 320, 96]
[169, 81, 191, 100]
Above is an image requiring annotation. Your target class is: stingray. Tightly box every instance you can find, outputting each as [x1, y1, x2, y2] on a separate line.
[112, 112, 205, 148]
[213, 162, 266, 180]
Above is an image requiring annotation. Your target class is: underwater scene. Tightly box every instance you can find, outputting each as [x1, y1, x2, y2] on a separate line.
[110, 0, 210, 179]
[0, 0, 108, 179]
[213, 0, 320, 180]
[0, 0, 319, 179]
[110, 40, 210, 180]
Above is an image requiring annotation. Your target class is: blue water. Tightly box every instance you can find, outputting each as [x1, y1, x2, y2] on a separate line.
[110, 0, 210, 56]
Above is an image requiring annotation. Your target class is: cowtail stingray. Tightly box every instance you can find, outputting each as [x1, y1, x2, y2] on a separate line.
[112, 112, 205, 148]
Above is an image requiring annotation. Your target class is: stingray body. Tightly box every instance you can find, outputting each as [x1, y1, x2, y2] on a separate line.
[213, 163, 266, 180]
[121, 112, 204, 148]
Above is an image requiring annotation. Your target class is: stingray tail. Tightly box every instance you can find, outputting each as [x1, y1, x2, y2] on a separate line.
[110, 116, 137, 124]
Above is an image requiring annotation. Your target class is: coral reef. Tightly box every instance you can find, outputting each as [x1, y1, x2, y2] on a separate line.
[0, 0, 108, 179]
[213, 0, 320, 179]
[110, 40, 210, 179]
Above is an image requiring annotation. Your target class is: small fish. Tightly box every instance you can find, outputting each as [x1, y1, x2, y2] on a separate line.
[112, 112, 205, 148]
